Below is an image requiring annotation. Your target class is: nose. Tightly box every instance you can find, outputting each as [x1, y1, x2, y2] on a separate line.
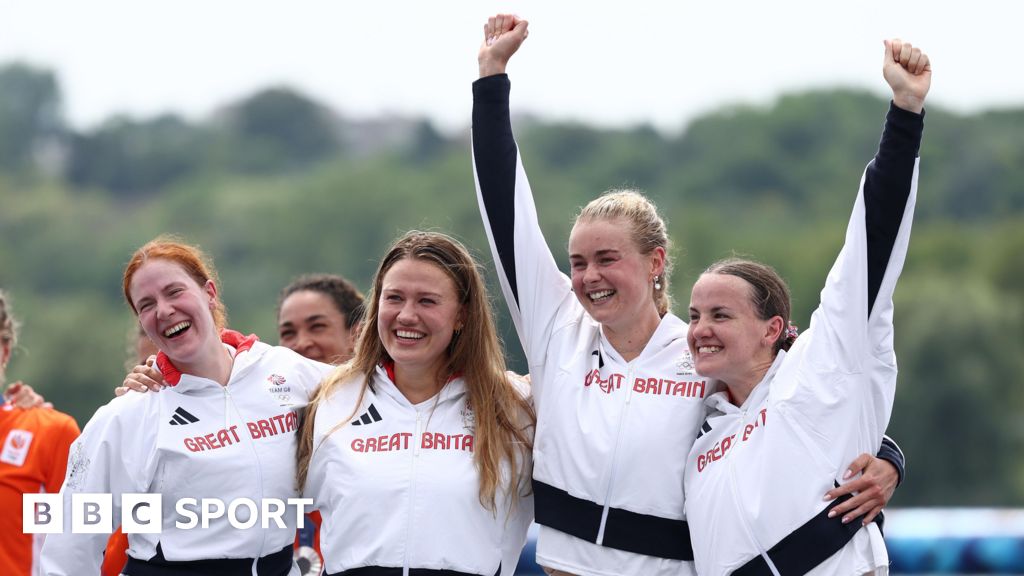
[295, 331, 315, 355]
[689, 316, 712, 339]
[155, 298, 175, 321]
[396, 300, 418, 324]
[581, 263, 601, 285]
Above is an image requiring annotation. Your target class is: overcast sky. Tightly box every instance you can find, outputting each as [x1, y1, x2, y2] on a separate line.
[1, 1, 1019, 134]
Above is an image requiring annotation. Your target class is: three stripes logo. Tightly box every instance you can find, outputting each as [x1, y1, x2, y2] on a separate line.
[169, 407, 200, 426]
[351, 404, 383, 426]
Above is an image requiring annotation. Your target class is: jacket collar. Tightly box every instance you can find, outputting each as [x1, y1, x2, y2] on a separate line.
[156, 329, 259, 386]
[374, 361, 466, 408]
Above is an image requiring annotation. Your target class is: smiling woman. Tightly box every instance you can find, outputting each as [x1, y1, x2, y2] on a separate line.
[295, 230, 536, 576]
[277, 274, 364, 365]
[40, 236, 335, 576]
[683, 39, 932, 575]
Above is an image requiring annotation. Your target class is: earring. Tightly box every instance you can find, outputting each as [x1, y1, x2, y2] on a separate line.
[653, 275, 662, 291]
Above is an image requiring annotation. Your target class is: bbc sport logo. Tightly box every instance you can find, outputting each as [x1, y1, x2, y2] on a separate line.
[22, 494, 313, 534]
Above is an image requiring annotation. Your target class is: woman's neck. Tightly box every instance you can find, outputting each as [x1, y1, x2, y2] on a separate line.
[724, 356, 776, 407]
[177, 343, 234, 386]
[602, 309, 662, 363]
[393, 362, 446, 405]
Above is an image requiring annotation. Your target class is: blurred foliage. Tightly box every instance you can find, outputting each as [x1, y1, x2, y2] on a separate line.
[1, 62, 1022, 506]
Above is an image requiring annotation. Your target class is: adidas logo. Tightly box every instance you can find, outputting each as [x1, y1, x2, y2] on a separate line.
[169, 407, 200, 426]
[351, 404, 382, 426]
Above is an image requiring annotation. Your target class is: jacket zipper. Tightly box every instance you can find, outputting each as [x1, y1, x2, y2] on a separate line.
[223, 385, 268, 568]
[596, 362, 634, 544]
[402, 410, 423, 576]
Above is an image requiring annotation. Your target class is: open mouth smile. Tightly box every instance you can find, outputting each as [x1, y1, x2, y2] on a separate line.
[163, 321, 191, 339]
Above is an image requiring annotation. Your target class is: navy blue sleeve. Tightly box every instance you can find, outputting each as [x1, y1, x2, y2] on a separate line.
[472, 74, 521, 305]
[877, 435, 905, 487]
[863, 103, 924, 315]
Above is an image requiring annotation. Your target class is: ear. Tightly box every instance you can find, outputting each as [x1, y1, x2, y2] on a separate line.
[455, 306, 467, 333]
[650, 246, 667, 278]
[350, 320, 364, 340]
[204, 280, 219, 310]
[764, 315, 785, 347]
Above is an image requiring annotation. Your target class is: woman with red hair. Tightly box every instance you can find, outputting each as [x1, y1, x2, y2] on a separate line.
[41, 236, 333, 576]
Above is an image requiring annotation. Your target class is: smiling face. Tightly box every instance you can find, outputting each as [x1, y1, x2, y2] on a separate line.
[278, 290, 357, 364]
[129, 258, 221, 369]
[687, 272, 781, 390]
[568, 216, 664, 333]
[377, 258, 463, 382]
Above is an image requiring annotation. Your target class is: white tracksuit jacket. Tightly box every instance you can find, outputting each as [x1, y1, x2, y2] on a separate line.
[472, 74, 708, 576]
[40, 331, 332, 576]
[305, 363, 533, 576]
[684, 103, 923, 576]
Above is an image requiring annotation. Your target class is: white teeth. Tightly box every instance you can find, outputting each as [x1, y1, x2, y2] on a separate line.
[164, 321, 191, 338]
[698, 346, 722, 354]
[396, 330, 424, 340]
[589, 289, 615, 301]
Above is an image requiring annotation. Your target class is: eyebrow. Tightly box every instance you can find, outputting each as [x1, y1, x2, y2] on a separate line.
[569, 249, 621, 260]
[278, 313, 329, 328]
[690, 305, 731, 314]
[382, 288, 444, 299]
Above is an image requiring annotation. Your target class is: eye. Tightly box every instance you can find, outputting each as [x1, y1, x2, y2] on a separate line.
[570, 260, 586, 271]
[689, 312, 699, 322]
[384, 294, 402, 302]
[279, 329, 295, 340]
[310, 323, 327, 332]
[138, 302, 154, 312]
[419, 298, 436, 306]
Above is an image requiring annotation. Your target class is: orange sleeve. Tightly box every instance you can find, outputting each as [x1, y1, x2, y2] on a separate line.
[44, 414, 80, 495]
[311, 510, 323, 559]
[101, 529, 129, 576]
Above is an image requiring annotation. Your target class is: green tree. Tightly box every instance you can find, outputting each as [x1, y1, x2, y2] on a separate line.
[888, 274, 1024, 505]
[214, 87, 341, 173]
[67, 114, 208, 196]
[0, 63, 65, 172]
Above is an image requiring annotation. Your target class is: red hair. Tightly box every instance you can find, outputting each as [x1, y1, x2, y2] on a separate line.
[122, 236, 228, 330]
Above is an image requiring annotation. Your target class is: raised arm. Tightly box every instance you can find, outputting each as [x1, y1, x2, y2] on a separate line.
[472, 15, 577, 366]
[805, 39, 927, 376]
[864, 39, 930, 316]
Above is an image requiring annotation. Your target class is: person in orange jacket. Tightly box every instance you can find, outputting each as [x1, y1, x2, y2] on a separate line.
[0, 290, 80, 576]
